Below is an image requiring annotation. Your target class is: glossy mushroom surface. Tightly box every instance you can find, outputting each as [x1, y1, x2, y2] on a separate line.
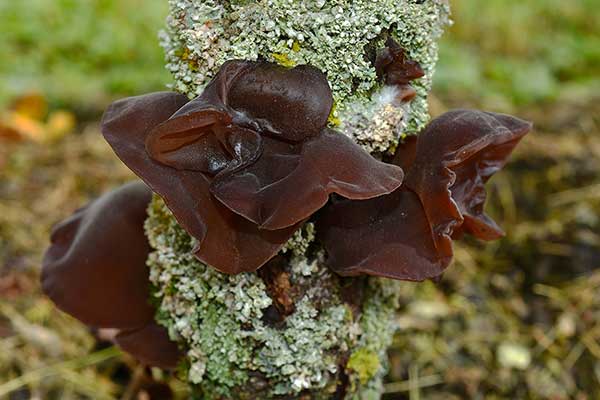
[402, 110, 532, 246]
[41, 181, 181, 368]
[319, 110, 532, 281]
[102, 60, 404, 274]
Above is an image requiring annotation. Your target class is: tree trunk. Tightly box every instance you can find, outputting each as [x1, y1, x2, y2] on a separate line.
[148, 1, 450, 398]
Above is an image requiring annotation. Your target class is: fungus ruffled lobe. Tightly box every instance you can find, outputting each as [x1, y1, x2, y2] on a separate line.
[318, 110, 532, 281]
[41, 182, 181, 369]
[101, 60, 403, 274]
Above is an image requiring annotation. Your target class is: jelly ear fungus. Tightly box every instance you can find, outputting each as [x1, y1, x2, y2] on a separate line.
[318, 110, 532, 281]
[101, 60, 404, 274]
[41, 182, 181, 368]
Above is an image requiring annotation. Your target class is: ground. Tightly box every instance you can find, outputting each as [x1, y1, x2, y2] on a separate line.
[0, 0, 599, 398]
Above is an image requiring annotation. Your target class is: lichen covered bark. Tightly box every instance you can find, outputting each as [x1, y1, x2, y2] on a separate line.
[146, 197, 400, 399]
[160, 0, 450, 151]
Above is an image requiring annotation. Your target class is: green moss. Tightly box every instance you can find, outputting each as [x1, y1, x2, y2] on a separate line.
[347, 349, 381, 385]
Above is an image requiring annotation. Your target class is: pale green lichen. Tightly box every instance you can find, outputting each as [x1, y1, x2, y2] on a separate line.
[145, 196, 401, 398]
[161, 0, 450, 152]
[340, 86, 408, 154]
[280, 222, 315, 257]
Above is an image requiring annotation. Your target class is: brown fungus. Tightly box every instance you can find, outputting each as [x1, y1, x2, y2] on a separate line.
[402, 110, 532, 245]
[115, 322, 182, 369]
[102, 60, 404, 274]
[210, 129, 404, 230]
[375, 37, 425, 103]
[41, 182, 181, 369]
[227, 62, 333, 141]
[102, 90, 299, 274]
[318, 110, 532, 281]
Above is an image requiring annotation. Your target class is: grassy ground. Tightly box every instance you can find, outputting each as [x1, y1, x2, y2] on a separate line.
[1, 0, 599, 398]
[0, 0, 169, 114]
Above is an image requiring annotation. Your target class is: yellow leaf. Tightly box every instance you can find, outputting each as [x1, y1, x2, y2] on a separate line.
[11, 92, 48, 121]
[46, 110, 76, 142]
[8, 112, 45, 141]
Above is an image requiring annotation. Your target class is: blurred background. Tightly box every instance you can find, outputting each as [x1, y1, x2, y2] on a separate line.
[0, 0, 598, 398]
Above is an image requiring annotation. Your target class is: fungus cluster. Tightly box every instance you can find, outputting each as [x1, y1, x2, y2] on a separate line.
[41, 182, 180, 368]
[41, 43, 531, 369]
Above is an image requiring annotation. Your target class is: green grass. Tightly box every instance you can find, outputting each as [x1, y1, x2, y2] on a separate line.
[1, 0, 598, 116]
[435, 0, 600, 108]
[0, 0, 169, 113]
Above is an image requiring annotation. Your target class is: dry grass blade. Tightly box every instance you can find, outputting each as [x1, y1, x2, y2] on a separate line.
[0, 346, 121, 398]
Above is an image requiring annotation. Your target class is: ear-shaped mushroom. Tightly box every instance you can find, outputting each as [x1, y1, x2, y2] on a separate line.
[375, 38, 425, 85]
[103, 60, 404, 274]
[319, 110, 532, 281]
[228, 63, 334, 141]
[213, 61, 403, 229]
[101, 91, 300, 274]
[210, 130, 404, 230]
[403, 109, 532, 249]
[42, 182, 154, 329]
[144, 60, 331, 174]
[145, 61, 262, 175]
[317, 188, 451, 281]
[115, 322, 182, 369]
[41, 182, 181, 368]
